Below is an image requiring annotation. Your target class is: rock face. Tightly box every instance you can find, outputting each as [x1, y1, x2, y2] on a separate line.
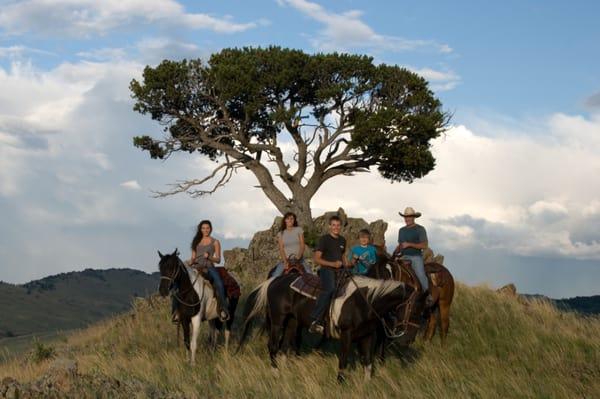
[497, 283, 518, 297]
[223, 208, 388, 277]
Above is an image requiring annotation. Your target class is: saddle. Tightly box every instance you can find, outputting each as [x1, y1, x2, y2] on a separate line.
[283, 258, 305, 275]
[290, 270, 348, 300]
[397, 258, 448, 288]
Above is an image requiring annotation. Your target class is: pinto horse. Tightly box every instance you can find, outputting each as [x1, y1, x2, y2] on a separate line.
[238, 269, 415, 382]
[157, 249, 238, 363]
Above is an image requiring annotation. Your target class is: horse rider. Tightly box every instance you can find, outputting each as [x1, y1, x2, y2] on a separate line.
[395, 207, 434, 307]
[309, 215, 347, 334]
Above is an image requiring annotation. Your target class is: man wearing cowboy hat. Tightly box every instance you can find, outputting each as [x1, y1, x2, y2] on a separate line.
[395, 207, 433, 306]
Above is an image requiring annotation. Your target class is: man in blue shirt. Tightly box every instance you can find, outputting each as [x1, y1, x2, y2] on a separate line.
[348, 229, 377, 275]
[395, 207, 433, 306]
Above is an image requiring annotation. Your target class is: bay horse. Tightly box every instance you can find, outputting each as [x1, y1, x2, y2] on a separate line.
[157, 249, 238, 363]
[238, 269, 416, 382]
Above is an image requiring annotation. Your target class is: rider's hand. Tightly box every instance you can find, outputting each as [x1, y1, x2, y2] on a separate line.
[401, 242, 411, 249]
[203, 252, 210, 259]
[334, 260, 343, 268]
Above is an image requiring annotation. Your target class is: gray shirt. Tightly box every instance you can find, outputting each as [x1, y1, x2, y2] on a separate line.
[278, 226, 304, 259]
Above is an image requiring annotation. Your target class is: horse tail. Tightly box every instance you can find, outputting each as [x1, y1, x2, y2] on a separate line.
[236, 277, 274, 353]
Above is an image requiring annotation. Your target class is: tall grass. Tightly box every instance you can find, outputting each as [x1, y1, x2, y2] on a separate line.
[1, 282, 599, 398]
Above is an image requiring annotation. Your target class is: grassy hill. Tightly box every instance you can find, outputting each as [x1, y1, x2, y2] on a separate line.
[0, 268, 159, 353]
[0, 280, 598, 398]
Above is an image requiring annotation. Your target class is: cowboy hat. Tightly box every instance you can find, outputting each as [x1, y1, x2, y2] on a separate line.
[399, 207, 422, 218]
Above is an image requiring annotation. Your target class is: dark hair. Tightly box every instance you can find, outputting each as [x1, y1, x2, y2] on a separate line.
[280, 212, 298, 232]
[358, 229, 371, 237]
[191, 220, 213, 250]
[328, 215, 341, 225]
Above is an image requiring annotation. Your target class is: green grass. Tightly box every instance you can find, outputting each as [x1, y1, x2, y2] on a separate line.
[1, 282, 599, 398]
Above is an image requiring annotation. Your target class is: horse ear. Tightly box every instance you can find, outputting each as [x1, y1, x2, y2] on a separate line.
[158, 250, 164, 259]
[172, 248, 179, 256]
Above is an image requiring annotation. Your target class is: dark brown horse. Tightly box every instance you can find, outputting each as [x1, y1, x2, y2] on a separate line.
[238, 266, 416, 382]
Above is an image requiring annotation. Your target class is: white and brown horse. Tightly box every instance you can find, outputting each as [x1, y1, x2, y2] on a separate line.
[157, 249, 238, 363]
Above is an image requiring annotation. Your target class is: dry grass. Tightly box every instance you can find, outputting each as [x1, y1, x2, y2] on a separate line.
[1, 282, 599, 398]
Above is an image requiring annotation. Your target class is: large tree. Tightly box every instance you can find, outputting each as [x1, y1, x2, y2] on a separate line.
[130, 47, 448, 227]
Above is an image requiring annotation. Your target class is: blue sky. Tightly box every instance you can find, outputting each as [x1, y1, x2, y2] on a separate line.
[0, 0, 599, 298]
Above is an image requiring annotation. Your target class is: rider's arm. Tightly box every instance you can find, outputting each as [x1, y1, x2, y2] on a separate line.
[314, 250, 341, 268]
[406, 241, 428, 250]
[278, 235, 288, 264]
[211, 240, 221, 264]
[296, 231, 305, 259]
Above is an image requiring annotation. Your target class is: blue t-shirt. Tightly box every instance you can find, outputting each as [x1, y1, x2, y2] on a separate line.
[347, 244, 377, 275]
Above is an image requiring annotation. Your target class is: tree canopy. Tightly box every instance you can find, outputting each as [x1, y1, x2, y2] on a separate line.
[130, 46, 448, 225]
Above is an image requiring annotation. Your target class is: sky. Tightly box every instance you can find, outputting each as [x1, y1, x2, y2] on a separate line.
[0, 0, 599, 298]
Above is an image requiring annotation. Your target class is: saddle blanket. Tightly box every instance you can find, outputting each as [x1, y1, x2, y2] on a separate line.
[289, 273, 347, 300]
[216, 268, 241, 298]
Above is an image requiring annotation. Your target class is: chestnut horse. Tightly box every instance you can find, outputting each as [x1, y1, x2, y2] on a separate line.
[375, 248, 454, 346]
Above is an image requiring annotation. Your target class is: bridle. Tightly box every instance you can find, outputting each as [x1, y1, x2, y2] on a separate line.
[343, 265, 418, 339]
[159, 256, 204, 308]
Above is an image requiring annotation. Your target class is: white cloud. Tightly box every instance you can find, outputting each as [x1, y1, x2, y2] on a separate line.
[0, 0, 258, 37]
[120, 180, 142, 190]
[407, 66, 461, 91]
[278, 0, 451, 54]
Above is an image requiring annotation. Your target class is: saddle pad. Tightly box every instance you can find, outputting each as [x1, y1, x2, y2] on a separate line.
[290, 273, 348, 300]
[216, 268, 241, 298]
[290, 274, 322, 300]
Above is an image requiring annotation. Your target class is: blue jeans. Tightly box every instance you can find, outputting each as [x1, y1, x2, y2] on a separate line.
[272, 259, 312, 277]
[310, 267, 337, 322]
[206, 266, 227, 306]
[403, 255, 429, 291]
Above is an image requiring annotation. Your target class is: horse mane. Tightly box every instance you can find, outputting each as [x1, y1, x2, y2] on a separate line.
[350, 275, 404, 304]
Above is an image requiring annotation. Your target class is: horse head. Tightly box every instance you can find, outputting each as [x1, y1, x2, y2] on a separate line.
[157, 248, 180, 297]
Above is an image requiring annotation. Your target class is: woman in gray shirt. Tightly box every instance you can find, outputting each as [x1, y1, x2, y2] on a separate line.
[272, 212, 312, 277]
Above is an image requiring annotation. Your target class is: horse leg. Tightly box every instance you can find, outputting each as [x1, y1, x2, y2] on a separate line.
[337, 329, 352, 383]
[358, 334, 374, 381]
[224, 296, 238, 351]
[268, 317, 285, 369]
[374, 328, 387, 363]
[182, 319, 191, 353]
[190, 314, 201, 365]
[424, 307, 438, 342]
[439, 300, 450, 347]
[210, 321, 219, 351]
[280, 316, 297, 361]
[294, 324, 302, 356]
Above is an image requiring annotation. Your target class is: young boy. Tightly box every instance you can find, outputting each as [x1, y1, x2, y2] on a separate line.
[348, 229, 377, 275]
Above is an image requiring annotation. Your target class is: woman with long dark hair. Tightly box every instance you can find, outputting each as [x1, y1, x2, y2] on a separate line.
[188, 220, 229, 321]
[272, 212, 312, 277]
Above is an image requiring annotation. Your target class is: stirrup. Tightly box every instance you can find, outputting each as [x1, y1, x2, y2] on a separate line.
[309, 320, 324, 335]
[219, 309, 230, 322]
[171, 312, 180, 324]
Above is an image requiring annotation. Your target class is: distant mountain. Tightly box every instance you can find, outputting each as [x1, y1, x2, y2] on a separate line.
[0, 268, 159, 338]
[522, 294, 600, 316]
